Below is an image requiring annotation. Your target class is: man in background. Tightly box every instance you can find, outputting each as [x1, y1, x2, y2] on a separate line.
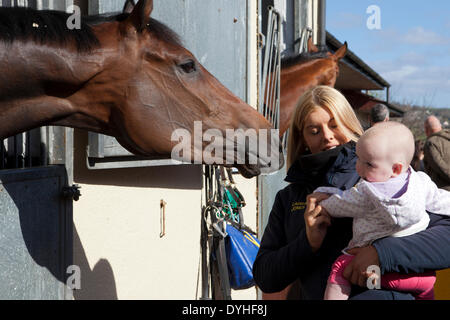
[423, 116, 450, 191]
[369, 103, 390, 126]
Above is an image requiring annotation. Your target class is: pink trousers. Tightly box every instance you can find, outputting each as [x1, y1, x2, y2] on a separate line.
[328, 254, 436, 300]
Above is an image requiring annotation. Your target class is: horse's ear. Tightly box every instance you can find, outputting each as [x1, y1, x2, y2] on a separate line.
[307, 37, 319, 53]
[123, 0, 136, 14]
[124, 0, 153, 32]
[333, 42, 347, 60]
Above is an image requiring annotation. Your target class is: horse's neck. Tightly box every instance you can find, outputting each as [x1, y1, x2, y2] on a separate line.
[0, 42, 110, 139]
[280, 63, 318, 103]
[279, 60, 333, 135]
[0, 42, 104, 93]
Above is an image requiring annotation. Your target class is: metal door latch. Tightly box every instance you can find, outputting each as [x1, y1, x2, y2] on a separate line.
[63, 184, 82, 201]
[160, 199, 167, 238]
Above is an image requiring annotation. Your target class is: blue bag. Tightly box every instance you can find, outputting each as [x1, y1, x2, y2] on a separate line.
[225, 223, 260, 290]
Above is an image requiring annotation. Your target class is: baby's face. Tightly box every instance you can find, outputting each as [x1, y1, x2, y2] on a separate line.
[355, 139, 394, 182]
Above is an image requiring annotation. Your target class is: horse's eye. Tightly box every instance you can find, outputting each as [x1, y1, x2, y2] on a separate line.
[179, 60, 197, 74]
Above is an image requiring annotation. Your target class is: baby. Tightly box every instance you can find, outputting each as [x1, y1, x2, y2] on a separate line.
[310, 121, 450, 300]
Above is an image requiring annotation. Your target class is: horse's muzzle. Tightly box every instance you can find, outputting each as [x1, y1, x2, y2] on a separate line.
[235, 142, 285, 178]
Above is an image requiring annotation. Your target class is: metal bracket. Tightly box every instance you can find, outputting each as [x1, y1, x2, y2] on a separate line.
[257, 32, 266, 50]
[62, 184, 81, 201]
[160, 199, 167, 238]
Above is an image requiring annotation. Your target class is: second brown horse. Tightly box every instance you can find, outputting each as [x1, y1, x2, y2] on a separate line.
[279, 41, 347, 136]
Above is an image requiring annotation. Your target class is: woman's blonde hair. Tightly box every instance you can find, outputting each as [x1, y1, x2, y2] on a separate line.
[287, 86, 364, 169]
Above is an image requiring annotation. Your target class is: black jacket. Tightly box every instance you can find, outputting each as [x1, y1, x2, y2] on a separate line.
[253, 142, 450, 300]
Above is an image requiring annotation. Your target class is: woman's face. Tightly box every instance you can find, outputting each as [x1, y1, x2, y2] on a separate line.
[302, 107, 350, 154]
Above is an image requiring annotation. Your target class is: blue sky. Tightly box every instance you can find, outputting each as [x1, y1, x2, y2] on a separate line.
[327, 0, 450, 108]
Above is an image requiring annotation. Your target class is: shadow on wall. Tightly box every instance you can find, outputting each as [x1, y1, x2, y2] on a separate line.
[0, 166, 70, 299]
[73, 130, 203, 190]
[73, 225, 118, 300]
[0, 166, 116, 299]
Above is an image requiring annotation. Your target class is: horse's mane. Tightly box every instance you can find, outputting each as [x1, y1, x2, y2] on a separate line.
[281, 51, 330, 69]
[0, 7, 99, 52]
[0, 7, 181, 53]
[86, 12, 182, 47]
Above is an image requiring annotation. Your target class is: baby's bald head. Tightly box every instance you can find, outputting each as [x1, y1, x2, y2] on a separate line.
[358, 122, 415, 174]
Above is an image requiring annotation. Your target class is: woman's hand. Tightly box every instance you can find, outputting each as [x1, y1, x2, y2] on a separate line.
[343, 246, 380, 287]
[304, 193, 332, 252]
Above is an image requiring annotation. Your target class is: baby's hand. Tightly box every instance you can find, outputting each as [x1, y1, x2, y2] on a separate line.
[307, 192, 330, 203]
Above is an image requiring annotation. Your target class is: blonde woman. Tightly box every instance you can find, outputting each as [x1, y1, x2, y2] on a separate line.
[253, 86, 450, 300]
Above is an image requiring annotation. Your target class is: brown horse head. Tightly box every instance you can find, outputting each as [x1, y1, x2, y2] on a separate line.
[279, 42, 347, 136]
[0, 0, 283, 177]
